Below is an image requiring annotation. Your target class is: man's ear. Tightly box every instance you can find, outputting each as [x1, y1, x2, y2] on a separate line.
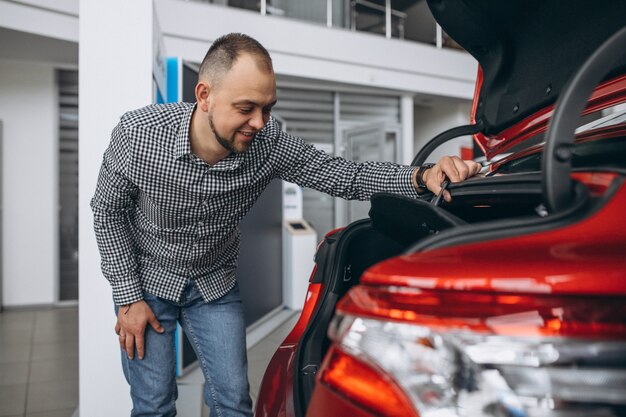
[195, 81, 210, 112]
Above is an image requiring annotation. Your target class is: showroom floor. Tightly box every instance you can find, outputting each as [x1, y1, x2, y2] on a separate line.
[0, 307, 78, 417]
[0, 306, 300, 417]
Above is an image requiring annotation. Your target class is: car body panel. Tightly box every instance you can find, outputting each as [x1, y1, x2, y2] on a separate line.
[306, 382, 379, 417]
[254, 283, 322, 417]
[361, 180, 626, 296]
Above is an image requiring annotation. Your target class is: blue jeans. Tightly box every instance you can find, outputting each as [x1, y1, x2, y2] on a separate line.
[115, 281, 253, 417]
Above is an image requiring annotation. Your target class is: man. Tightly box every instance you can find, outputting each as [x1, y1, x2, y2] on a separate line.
[91, 33, 480, 417]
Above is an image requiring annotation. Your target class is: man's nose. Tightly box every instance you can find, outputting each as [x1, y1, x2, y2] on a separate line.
[248, 110, 264, 130]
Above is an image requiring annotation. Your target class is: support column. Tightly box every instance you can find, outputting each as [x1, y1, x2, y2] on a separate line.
[401, 94, 415, 165]
[79, 1, 155, 415]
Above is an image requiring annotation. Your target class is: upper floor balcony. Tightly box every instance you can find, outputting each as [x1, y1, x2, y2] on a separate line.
[180, 0, 461, 49]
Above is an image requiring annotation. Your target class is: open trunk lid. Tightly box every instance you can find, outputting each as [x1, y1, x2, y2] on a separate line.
[427, 0, 626, 158]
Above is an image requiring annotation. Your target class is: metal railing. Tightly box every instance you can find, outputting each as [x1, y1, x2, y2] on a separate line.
[186, 0, 444, 47]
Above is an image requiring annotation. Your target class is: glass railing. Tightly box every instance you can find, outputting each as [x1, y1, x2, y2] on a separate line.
[185, 0, 454, 48]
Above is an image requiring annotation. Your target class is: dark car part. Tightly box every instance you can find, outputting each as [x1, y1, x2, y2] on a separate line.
[409, 178, 623, 253]
[544, 26, 626, 212]
[430, 178, 450, 206]
[495, 136, 626, 175]
[410, 122, 483, 166]
[368, 193, 465, 246]
[427, 0, 626, 138]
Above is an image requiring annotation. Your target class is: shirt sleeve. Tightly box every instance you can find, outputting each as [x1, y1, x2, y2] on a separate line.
[274, 131, 419, 200]
[90, 120, 143, 305]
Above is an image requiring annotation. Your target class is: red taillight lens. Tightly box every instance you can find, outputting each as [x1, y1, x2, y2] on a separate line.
[319, 346, 417, 417]
[338, 285, 626, 339]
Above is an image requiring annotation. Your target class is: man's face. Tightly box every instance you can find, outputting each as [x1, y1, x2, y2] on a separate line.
[206, 54, 277, 154]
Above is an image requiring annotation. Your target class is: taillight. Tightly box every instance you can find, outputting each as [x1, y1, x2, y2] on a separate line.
[323, 285, 626, 417]
[320, 346, 417, 417]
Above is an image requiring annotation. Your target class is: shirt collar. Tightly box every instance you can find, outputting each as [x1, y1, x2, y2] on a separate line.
[175, 103, 245, 171]
[174, 102, 195, 159]
[210, 152, 245, 171]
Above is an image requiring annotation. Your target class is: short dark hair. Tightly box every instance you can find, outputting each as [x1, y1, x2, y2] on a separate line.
[198, 33, 273, 88]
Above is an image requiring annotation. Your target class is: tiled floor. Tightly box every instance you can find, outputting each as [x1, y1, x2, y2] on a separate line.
[0, 306, 299, 417]
[0, 307, 78, 417]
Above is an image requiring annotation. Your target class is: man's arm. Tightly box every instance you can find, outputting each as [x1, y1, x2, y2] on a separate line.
[91, 121, 143, 305]
[274, 132, 480, 200]
[91, 121, 163, 360]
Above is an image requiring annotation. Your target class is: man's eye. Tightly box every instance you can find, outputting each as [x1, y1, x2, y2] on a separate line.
[239, 108, 252, 113]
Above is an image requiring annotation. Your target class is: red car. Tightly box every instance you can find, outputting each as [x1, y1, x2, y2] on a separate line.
[256, 1, 626, 417]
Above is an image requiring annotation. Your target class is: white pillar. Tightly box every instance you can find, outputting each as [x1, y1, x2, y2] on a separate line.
[79, 1, 155, 415]
[436, 24, 443, 49]
[401, 94, 415, 165]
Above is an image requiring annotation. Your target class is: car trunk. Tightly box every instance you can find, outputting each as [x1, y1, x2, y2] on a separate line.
[291, 172, 586, 416]
[292, 165, 626, 416]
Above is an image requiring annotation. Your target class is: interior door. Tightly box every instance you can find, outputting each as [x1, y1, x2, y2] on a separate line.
[341, 123, 385, 225]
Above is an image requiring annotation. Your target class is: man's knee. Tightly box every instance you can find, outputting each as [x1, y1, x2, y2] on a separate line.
[122, 348, 178, 416]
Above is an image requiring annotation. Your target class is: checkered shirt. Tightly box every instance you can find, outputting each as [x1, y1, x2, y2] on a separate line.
[92, 102, 419, 305]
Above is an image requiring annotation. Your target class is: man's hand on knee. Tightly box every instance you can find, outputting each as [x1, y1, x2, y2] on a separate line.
[414, 156, 481, 202]
[115, 300, 165, 360]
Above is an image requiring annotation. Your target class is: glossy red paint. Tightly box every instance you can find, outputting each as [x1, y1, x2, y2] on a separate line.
[469, 66, 483, 126]
[254, 283, 322, 417]
[471, 74, 626, 160]
[284, 283, 322, 344]
[306, 373, 387, 417]
[361, 181, 626, 296]
[254, 344, 297, 417]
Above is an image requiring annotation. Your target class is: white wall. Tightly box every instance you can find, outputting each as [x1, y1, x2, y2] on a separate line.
[0, 0, 78, 43]
[0, 1, 76, 308]
[0, 59, 58, 306]
[155, 0, 478, 100]
[79, 1, 154, 415]
[413, 98, 473, 163]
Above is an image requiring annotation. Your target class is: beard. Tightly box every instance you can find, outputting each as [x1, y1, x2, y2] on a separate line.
[208, 112, 254, 154]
